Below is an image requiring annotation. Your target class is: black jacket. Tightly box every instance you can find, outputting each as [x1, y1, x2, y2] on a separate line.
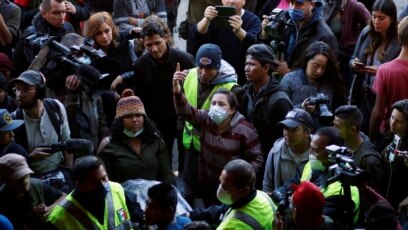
[257, 5, 338, 68]
[239, 77, 293, 155]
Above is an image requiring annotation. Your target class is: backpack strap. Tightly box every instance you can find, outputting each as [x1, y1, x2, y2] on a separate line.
[11, 108, 29, 150]
[43, 98, 63, 142]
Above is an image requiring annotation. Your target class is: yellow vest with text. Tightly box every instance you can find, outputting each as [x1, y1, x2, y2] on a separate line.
[182, 68, 236, 150]
[48, 181, 132, 230]
[301, 162, 360, 223]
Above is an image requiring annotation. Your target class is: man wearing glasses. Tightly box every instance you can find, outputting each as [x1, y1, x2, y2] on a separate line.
[11, 70, 72, 193]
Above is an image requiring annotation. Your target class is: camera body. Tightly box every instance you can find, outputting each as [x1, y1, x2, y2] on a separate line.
[306, 93, 333, 125]
[325, 145, 365, 186]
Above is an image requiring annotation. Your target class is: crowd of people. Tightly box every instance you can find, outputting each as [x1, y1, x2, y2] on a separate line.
[0, 0, 408, 229]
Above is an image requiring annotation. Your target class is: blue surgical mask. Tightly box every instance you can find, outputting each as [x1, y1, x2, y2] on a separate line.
[289, 9, 305, 22]
[208, 106, 229, 125]
[123, 128, 144, 138]
[309, 154, 325, 171]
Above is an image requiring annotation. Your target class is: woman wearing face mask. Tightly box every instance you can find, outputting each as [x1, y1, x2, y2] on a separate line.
[349, 0, 400, 134]
[173, 65, 264, 207]
[281, 41, 347, 128]
[99, 89, 176, 185]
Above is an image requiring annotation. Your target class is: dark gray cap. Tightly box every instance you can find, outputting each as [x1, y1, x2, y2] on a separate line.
[12, 70, 45, 86]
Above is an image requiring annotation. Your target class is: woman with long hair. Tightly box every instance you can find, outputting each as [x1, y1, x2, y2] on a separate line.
[281, 41, 347, 127]
[85, 12, 137, 90]
[99, 89, 176, 185]
[349, 0, 400, 133]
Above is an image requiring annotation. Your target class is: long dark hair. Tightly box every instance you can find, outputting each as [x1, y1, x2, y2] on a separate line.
[297, 41, 347, 108]
[110, 116, 162, 144]
[365, 0, 398, 61]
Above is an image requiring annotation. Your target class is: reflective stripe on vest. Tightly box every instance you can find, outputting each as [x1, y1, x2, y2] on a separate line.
[60, 183, 132, 230]
[60, 199, 99, 230]
[233, 211, 263, 230]
[182, 68, 236, 150]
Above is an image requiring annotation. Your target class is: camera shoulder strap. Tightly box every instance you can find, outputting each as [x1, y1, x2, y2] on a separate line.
[43, 98, 62, 142]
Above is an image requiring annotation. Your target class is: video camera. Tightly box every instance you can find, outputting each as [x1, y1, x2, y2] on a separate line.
[37, 139, 94, 156]
[305, 93, 333, 125]
[265, 9, 293, 61]
[325, 145, 365, 186]
[265, 9, 292, 40]
[25, 34, 106, 87]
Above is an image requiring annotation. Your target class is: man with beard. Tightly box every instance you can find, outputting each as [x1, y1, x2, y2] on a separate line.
[47, 155, 134, 229]
[11, 70, 72, 193]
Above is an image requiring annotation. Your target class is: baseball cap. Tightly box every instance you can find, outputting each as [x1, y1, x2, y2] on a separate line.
[0, 109, 24, 132]
[278, 108, 314, 129]
[0, 153, 34, 180]
[12, 70, 45, 86]
[195, 44, 222, 69]
[246, 44, 275, 64]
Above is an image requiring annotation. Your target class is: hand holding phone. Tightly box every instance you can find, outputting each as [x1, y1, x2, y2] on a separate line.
[354, 61, 365, 68]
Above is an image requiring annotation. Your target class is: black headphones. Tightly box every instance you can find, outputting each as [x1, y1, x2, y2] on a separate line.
[34, 70, 46, 100]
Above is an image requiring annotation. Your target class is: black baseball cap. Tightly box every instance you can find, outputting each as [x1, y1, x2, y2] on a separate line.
[278, 108, 314, 130]
[246, 44, 275, 64]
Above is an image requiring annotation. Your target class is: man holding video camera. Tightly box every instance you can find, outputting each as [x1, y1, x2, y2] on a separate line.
[11, 70, 73, 193]
[12, 0, 74, 77]
[192, 0, 261, 84]
[274, 127, 360, 229]
[257, 0, 338, 76]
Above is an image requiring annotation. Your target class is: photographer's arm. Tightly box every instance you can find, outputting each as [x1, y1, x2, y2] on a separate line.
[0, 14, 13, 46]
[197, 6, 217, 34]
[229, 15, 246, 41]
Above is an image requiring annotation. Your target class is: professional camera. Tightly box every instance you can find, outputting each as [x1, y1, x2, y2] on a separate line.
[325, 145, 365, 186]
[270, 190, 293, 213]
[265, 9, 292, 40]
[306, 93, 333, 125]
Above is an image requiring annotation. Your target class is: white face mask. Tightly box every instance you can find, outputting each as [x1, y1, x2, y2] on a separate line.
[208, 106, 229, 125]
[309, 154, 325, 171]
[216, 185, 234, 205]
[123, 128, 144, 138]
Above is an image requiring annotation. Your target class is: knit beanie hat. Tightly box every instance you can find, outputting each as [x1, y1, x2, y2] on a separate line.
[115, 89, 146, 118]
[291, 181, 325, 227]
[0, 53, 13, 72]
[195, 44, 222, 69]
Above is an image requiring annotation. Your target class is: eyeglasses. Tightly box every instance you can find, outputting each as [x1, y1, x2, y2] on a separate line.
[13, 87, 36, 95]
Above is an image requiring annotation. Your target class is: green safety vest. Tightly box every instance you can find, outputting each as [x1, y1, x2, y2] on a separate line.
[217, 190, 276, 230]
[301, 162, 360, 223]
[182, 68, 236, 150]
[48, 181, 133, 230]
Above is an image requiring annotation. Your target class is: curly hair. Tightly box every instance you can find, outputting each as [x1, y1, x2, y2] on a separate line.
[85, 12, 120, 49]
[110, 116, 162, 144]
[365, 0, 398, 61]
[296, 41, 347, 109]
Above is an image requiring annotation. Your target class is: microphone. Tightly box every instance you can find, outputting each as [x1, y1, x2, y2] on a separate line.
[77, 64, 100, 87]
[37, 139, 94, 156]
